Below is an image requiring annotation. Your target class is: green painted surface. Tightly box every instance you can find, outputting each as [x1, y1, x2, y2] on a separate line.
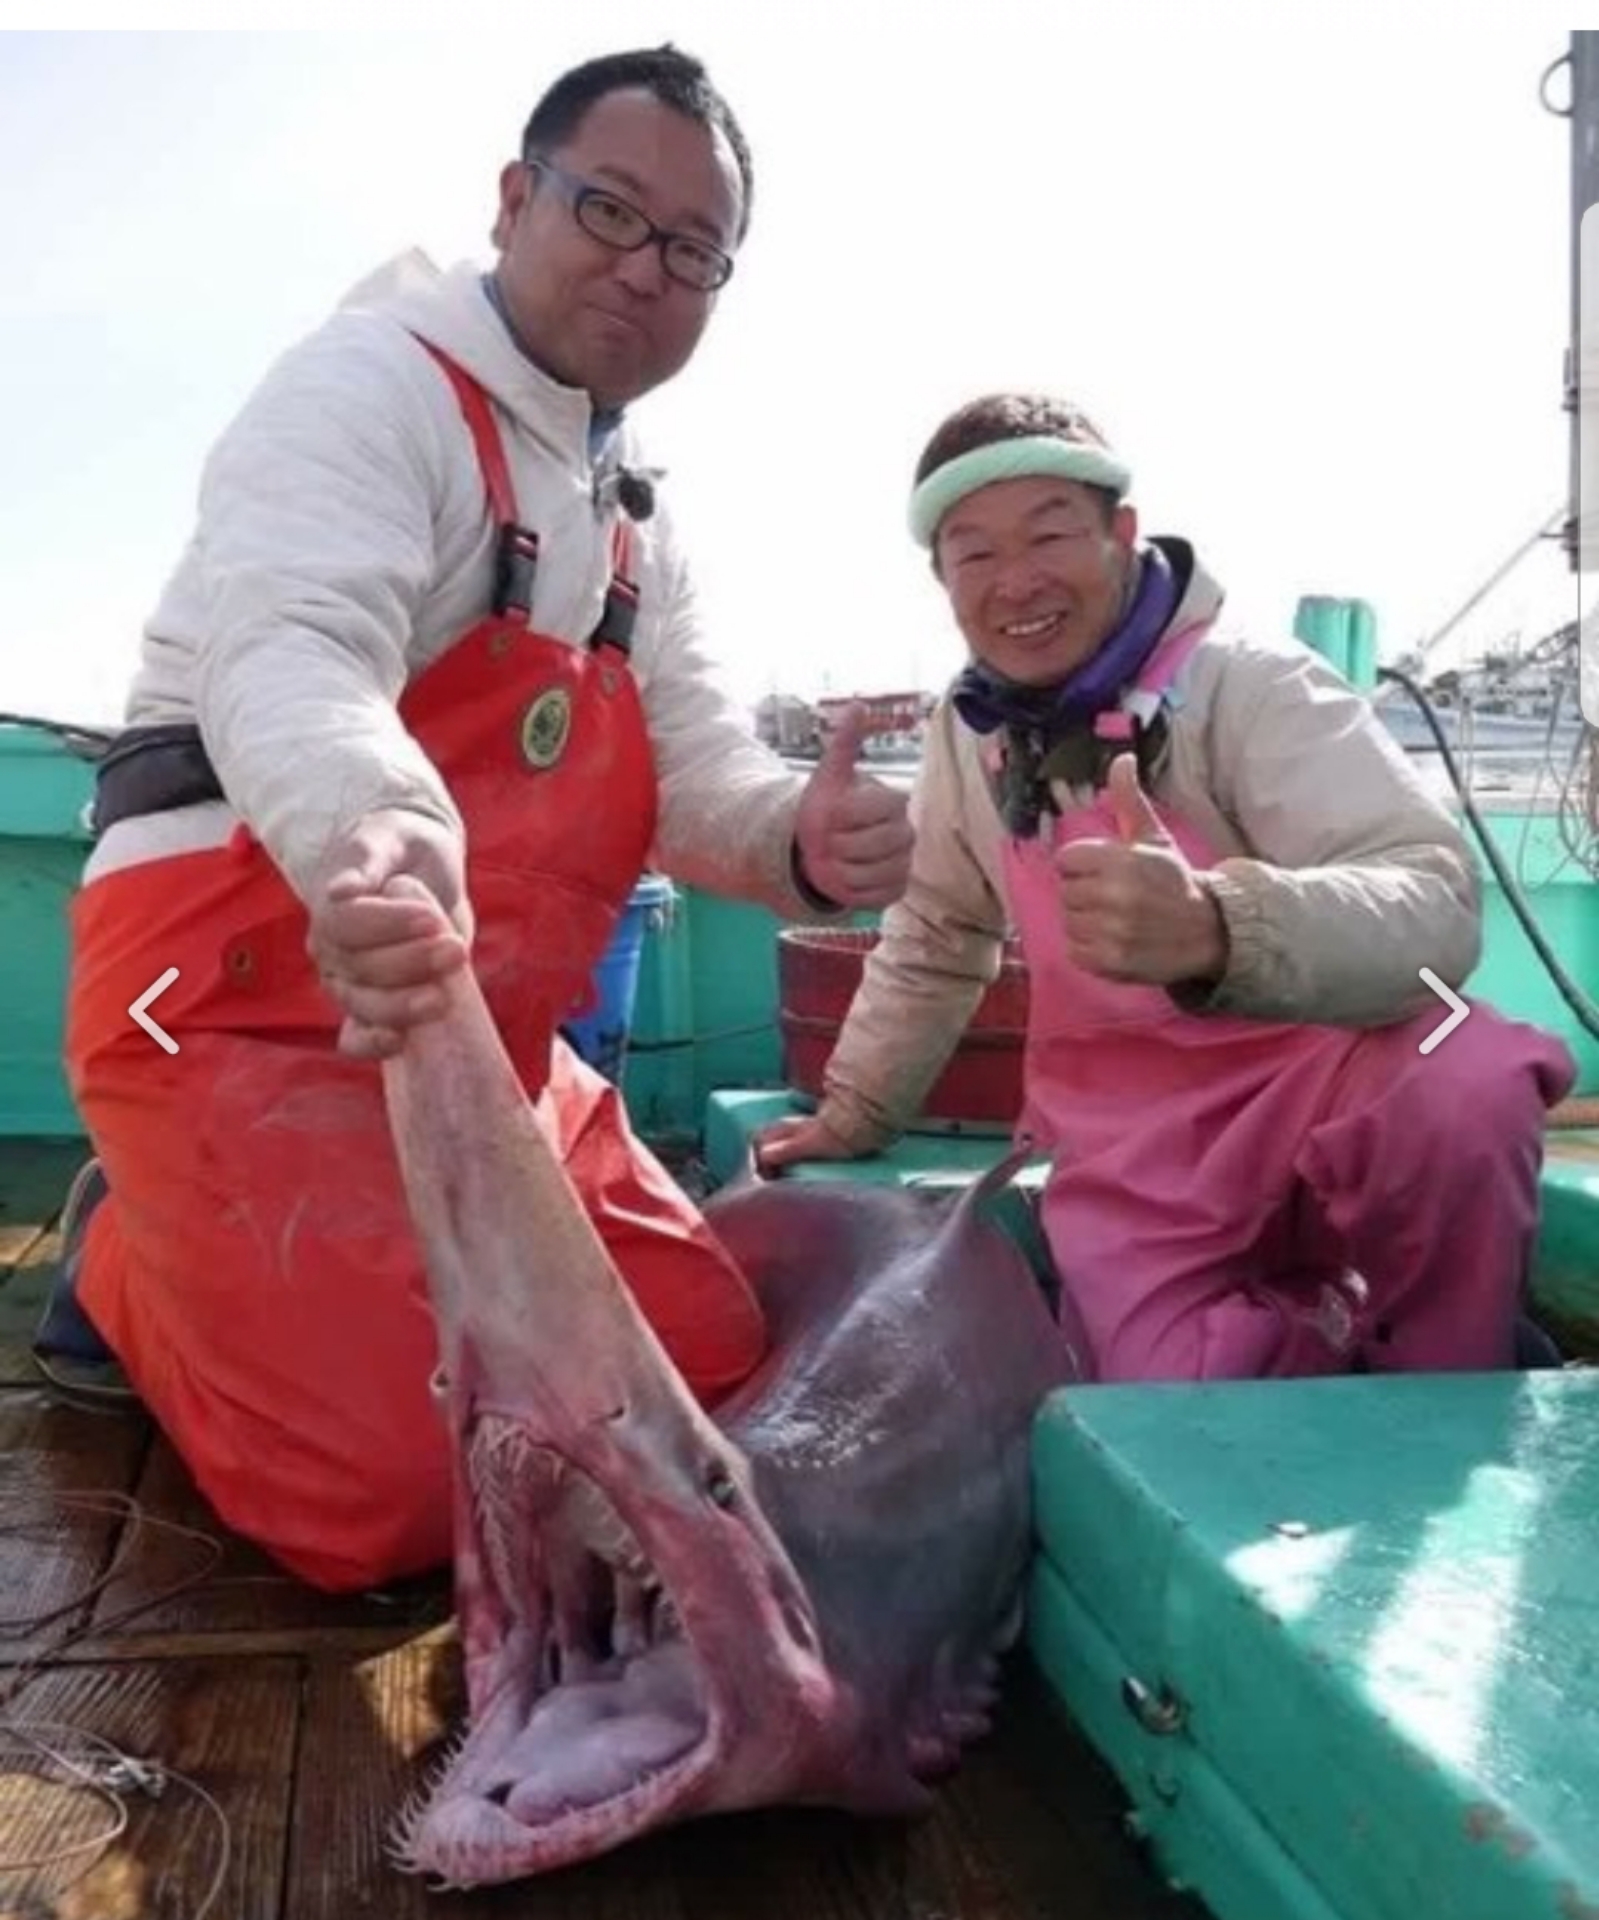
[0, 729, 92, 1137]
[621, 888, 877, 1141]
[1292, 594, 1380, 693]
[0, 726, 96, 841]
[1030, 1558, 1344, 1920]
[1467, 810, 1599, 1094]
[1028, 1370, 1599, 1920]
[1345, 600, 1379, 693]
[1535, 1134, 1599, 1346]
[622, 891, 783, 1143]
[1293, 595, 1353, 680]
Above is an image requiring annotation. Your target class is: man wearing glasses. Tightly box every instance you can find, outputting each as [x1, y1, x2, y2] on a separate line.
[48, 46, 913, 1593]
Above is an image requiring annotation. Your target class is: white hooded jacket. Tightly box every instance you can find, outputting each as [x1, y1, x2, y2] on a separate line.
[88, 252, 820, 914]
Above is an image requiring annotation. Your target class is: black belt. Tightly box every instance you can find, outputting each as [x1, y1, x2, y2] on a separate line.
[91, 723, 224, 835]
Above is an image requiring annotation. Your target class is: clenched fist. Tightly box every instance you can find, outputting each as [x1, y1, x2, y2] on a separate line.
[307, 808, 472, 1059]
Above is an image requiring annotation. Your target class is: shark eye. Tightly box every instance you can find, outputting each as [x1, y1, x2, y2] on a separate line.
[705, 1466, 738, 1510]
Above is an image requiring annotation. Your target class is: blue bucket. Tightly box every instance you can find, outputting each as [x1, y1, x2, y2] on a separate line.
[562, 873, 676, 1083]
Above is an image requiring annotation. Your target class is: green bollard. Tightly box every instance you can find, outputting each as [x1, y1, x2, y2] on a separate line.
[1344, 598, 1379, 691]
[1292, 594, 1351, 679]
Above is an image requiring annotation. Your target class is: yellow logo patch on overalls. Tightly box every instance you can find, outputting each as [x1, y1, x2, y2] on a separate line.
[520, 688, 572, 770]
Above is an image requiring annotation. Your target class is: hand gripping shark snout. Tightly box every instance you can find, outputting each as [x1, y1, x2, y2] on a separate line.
[379, 925, 1072, 1889]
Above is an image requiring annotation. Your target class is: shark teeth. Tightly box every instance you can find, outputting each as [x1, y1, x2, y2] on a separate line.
[388, 1723, 473, 1871]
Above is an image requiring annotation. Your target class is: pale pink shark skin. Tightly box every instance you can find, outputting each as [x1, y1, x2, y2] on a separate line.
[380, 954, 1070, 1890]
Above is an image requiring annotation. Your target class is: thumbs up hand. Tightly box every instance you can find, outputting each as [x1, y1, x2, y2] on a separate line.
[1053, 753, 1228, 985]
[1105, 751, 1173, 847]
[793, 704, 915, 909]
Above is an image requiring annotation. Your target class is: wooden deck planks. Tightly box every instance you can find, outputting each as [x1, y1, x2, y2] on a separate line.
[0, 1656, 299, 1919]
[0, 1245, 54, 1388]
[0, 1398, 150, 1666]
[84, 1435, 450, 1657]
[0, 1140, 82, 1388]
[1547, 1126, 1599, 1166]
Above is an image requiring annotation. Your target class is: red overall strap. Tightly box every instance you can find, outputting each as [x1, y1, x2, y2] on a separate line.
[416, 335, 639, 652]
[414, 337, 540, 618]
[592, 520, 640, 656]
[413, 338, 520, 526]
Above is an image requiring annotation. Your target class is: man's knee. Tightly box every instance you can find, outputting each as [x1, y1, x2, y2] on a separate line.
[1342, 1004, 1572, 1170]
[1403, 1008, 1574, 1164]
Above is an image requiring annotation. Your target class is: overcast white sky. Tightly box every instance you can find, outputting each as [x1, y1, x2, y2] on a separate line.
[0, 13, 1582, 725]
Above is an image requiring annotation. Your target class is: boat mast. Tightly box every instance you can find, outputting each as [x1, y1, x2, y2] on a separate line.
[1556, 31, 1599, 571]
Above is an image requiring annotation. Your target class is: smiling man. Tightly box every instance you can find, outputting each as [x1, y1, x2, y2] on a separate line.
[758, 392, 1576, 1384]
[43, 46, 912, 1594]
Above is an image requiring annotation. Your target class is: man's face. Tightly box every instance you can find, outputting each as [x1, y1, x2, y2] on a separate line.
[935, 476, 1139, 686]
[493, 88, 742, 411]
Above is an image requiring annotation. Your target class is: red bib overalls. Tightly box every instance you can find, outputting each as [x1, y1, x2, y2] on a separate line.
[65, 346, 767, 1591]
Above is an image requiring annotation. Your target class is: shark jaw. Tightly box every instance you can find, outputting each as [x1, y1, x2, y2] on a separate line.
[388, 1369, 846, 1889]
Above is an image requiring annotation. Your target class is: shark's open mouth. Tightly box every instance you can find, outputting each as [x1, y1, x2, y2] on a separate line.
[467, 1639, 711, 1825]
[391, 1414, 723, 1882]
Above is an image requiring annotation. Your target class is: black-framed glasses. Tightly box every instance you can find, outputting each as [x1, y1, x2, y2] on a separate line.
[525, 157, 735, 293]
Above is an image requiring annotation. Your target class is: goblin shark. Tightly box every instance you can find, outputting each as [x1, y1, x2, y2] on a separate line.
[380, 947, 1071, 1888]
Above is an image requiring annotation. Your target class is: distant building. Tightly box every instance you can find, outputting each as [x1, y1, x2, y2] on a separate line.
[815, 691, 937, 756]
[754, 693, 821, 756]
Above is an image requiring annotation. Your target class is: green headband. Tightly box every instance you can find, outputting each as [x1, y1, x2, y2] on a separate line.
[908, 433, 1132, 547]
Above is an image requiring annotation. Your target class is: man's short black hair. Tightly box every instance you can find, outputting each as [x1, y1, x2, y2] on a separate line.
[521, 45, 754, 243]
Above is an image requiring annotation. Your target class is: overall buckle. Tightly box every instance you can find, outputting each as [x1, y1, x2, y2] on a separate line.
[493, 524, 541, 618]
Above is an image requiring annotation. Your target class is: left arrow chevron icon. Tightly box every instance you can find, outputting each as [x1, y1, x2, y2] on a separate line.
[1417, 967, 1470, 1055]
[129, 967, 181, 1054]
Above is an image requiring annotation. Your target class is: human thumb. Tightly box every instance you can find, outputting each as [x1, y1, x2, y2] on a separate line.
[814, 702, 872, 790]
[1106, 752, 1166, 845]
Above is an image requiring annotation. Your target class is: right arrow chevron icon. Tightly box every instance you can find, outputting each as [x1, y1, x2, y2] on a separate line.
[1417, 967, 1470, 1055]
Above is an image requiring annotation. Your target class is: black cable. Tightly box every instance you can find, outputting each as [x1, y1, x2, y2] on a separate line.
[1377, 666, 1599, 1042]
[0, 712, 114, 762]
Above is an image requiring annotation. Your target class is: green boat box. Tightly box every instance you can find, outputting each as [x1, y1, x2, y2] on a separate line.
[1027, 1369, 1599, 1919]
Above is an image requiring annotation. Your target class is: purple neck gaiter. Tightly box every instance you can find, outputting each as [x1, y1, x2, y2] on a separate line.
[951, 541, 1180, 741]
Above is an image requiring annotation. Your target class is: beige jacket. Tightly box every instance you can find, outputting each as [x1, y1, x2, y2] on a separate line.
[817, 550, 1482, 1154]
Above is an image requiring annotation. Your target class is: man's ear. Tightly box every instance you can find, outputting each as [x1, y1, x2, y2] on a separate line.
[492, 160, 531, 251]
[1111, 501, 1140, 552]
